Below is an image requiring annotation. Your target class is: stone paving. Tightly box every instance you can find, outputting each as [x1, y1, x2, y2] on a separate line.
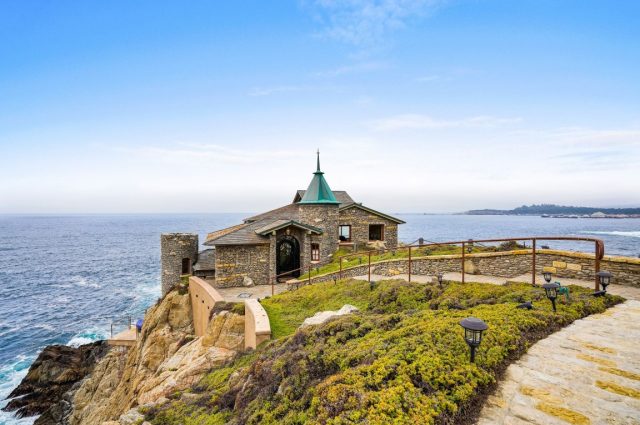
[478, 300, 640, 425]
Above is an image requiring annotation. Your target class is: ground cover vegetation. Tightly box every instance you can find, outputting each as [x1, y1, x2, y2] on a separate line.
[145, 279, 622, 425]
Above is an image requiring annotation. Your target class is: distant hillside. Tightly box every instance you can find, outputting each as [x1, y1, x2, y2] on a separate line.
[466, 204, 640, 215]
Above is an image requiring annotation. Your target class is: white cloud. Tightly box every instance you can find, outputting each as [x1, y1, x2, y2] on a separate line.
[371, 114, 523, 131]
[307, 0, 446, 45]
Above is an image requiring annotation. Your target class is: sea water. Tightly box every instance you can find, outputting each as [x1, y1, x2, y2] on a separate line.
[0, 213, 638, 424]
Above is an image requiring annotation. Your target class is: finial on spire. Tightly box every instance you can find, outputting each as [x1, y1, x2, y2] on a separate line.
[316, 149, 321, 172]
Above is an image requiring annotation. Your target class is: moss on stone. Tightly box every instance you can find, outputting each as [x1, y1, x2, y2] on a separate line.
[536, 402, 590, 425]
[596, 380, 640, 399]
[600, 367, 640, 381]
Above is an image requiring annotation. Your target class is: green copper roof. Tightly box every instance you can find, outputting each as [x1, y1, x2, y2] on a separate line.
[299, 151, 340, 204]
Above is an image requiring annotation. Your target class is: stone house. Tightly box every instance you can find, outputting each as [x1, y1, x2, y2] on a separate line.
[161, 154, 404, 292]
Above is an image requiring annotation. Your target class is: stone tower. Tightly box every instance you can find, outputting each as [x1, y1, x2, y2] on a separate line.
[297, 151, 340, 266]
[160, 233, 199, 296]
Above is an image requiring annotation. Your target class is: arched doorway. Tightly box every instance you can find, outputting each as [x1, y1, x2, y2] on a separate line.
[276, 235, 300, 279]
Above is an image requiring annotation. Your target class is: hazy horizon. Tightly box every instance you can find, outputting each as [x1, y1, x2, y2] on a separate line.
[2, 1, 639, 214]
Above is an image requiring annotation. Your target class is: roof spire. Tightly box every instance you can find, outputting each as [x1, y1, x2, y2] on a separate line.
[299, 150, 339, 204]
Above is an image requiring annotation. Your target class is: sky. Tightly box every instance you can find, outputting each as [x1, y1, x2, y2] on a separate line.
[1, 0, 639, 214]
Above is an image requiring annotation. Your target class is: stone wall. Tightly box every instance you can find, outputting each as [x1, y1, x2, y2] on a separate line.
[338, 206, 399, 248]
[214, 244, 270, 287]
[298, 203, 339, 264]
[302, 249, 640, 288]
[189, 276, 225, 336]
[160, 233, 199, 296]
[244, 299, 271, 350]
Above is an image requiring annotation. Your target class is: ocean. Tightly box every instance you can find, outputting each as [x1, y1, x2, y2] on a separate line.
[0, 213, 639, 424]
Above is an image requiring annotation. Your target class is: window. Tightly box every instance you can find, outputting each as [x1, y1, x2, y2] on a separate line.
[181, 258, 192, 274]
[311, 243, 320, 262]
[369, 224, 384, 241]
[339, 225, 351, 242]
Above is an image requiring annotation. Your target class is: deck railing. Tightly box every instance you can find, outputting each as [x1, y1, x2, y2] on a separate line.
[337, 236, 605, 289]
[268, 236, 605, 295]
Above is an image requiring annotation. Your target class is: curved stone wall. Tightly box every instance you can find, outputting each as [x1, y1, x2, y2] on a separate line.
[244, 299, 271, 350]
[188, 276, 225, 336]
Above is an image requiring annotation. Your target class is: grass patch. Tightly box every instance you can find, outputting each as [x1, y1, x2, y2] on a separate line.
[147, 279, 623, 425]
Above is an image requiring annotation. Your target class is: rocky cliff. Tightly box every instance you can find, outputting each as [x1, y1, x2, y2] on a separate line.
[2, 341, 108, 422]
[6, 287, 245, 425]
[68, 290, 244, 425]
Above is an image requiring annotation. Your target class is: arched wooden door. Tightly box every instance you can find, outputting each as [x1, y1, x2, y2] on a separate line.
[276, 235, 300, 278]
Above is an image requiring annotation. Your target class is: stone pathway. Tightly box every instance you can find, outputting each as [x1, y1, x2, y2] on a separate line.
[478, 300, 640, 425]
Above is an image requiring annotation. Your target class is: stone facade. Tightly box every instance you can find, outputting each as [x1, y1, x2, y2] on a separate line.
[338, 205, 399, 249]
[160, 233, 199, 295]
[214, 244, 270, 288]
[298, 203, 340, 265]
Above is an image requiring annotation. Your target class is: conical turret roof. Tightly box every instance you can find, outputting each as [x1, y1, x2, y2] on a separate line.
[299, 151, 340, 204]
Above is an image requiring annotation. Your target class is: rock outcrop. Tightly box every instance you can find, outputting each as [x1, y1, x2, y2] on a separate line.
[67, 289, 244, 425]
[1, 341, 108, 422]
[300, 304, 359, 328]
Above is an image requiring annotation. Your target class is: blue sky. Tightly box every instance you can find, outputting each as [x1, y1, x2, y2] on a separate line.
[1, 0, 639, 213]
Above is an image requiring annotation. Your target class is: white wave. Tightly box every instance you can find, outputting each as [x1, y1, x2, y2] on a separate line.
[581, 230, 640, 238]
[66, 328, 108, 348]
[69, 276, 100, 289]
[0, 355, 37, 425]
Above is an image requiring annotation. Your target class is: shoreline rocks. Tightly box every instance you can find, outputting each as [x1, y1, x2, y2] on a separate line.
[2, 341, 109, 422]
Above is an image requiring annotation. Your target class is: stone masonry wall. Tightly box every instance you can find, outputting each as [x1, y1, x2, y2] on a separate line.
[303, 249, 640, 288]
[298, 204, 339, 265]
[160, 233, 199, 296]
[338, 206, 399, 248]
[214, 244, 270, 288]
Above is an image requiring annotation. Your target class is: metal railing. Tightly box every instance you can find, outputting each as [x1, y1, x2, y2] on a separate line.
[336, 236, 605, 290]
[110, 315, 132, 338]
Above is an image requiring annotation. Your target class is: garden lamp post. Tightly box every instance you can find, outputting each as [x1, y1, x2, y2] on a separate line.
[542, 270, 552, 284]
[542, 282, 560, 312]
[460, 317, 488, 363]
[596, 271, 612, 293]
[437, 272, 444, 288]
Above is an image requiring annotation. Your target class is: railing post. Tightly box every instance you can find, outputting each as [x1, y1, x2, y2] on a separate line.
[408, 246, 412, 283]
[339, 257, 343, 280]
[271, 275, 274, 296]
[595, 241, 600, 291]
[308, 265, 311, 286]
[532, 238, 536, 286]
[461, 242, 465, 284]
[368, 251, 371, 282]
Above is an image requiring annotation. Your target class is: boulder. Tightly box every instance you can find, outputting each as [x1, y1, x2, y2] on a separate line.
[300, 305, 359, 328]
[464, 260, 478, 275]
[118, 408, 144, 425]
[242, 276, 254, 287]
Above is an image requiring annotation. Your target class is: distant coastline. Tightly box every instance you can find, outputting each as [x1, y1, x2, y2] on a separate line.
[463, 204, 640, 218]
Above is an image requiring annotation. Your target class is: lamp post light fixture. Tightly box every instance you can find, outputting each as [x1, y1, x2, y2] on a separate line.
[542, 270, 553, 284]
[437, 272, 444, 288]
[596, 271, 612, 293]
[467, 239, 473, 254]
[460, 317, 488, 363]
[542, 282, 560, 312]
